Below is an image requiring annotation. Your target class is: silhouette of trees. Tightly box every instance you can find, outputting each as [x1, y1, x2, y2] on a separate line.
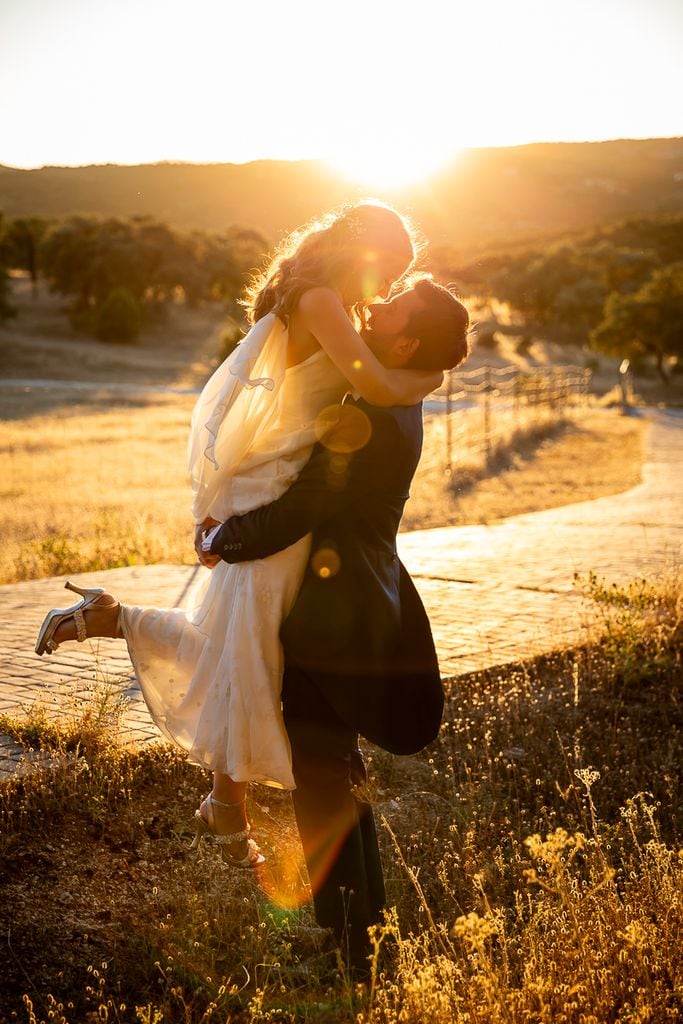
[590, 263, 683, 382]
[491, 244, 600, 326]
[589, 215, 683, 266]
[4, 216, 52, 297]
[40, 216, 103, 312]
[0, 214, 17, 321]
[446, 215, 683, 380]
[39, 216, 185, 311]
[489, 240, 661, 331]
[187, 226, 267, 314]
[31, 214, 269, 340]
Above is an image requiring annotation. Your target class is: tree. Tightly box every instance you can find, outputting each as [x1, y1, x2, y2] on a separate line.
[201, 226, 269, 311]
[0, 214, 16, 321]
[492, 244, 595, 326]
[578, 241, 657, 297]
[133, 218, 188, 305]
[590, 263, 683, 382]
[553, 275, 607, 329]
[591, 215, 683, 266]
[459, 215, 683, 338]
[40, 216, 102, 311]
[5, 217, 51, 297]
[95, 287, 143, 343]
[37, 214, 269, 336]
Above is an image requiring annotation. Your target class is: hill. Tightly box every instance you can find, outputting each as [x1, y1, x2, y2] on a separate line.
[1, 137, 682, 251]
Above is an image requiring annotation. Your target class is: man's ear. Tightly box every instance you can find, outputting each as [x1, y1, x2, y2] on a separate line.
[395, 335, 420, 364]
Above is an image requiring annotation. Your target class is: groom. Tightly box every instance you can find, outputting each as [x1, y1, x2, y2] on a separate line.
[206, 278, 470, 969]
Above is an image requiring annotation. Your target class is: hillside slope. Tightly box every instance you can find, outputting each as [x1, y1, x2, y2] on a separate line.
[1, 137, 681, 249]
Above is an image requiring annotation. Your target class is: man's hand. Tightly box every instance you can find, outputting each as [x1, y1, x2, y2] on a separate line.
[194, 517, 221, 569]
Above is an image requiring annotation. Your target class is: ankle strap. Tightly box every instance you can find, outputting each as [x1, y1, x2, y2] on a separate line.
[208, 793, 246, 810]
[74, 607, 87, 643]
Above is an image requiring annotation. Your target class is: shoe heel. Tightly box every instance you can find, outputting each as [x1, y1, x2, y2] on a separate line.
[65, 580, 102, 598]
[190, 811, 210, 850]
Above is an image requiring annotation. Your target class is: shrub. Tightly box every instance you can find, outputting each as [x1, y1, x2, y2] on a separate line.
[95, 286, 143, 343]
[0, 264, 15, 321]
[476, 328, 499, 350]
[218, 318, 244, 362]
[69, 306, 96, 334]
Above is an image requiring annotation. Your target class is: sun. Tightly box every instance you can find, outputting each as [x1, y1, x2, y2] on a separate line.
[327, 141, 461, 191]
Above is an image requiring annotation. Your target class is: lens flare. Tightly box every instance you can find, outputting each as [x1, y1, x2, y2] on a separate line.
[361, 268, 382, 300]
[312, 546, 341, 579]
[257, 849, 311, 911]
[315, 404, 372, 453]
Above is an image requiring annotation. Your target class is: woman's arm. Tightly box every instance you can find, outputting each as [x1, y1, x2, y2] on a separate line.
[298, 287, 441, 406]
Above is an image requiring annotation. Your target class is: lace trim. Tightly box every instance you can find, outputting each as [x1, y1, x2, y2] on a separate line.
[212, 828, 250, 845]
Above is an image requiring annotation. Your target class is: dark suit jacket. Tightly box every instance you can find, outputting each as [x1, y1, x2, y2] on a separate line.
[210, 397, 444, 755]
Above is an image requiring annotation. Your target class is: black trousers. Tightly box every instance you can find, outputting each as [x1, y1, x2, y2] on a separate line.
[282, 662, 386, 960]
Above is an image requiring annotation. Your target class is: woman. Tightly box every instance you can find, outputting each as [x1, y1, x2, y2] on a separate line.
[35, 201, 441, 867]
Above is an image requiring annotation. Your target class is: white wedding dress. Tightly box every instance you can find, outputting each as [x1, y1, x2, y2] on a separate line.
[119, 313, 346, 790]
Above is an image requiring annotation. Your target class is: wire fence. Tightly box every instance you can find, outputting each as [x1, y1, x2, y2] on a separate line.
[428, 364, 593, 475]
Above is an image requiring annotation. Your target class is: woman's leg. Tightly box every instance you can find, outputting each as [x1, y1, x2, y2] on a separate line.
[212, 771, 247, 807]
[197, 772, 251, 861]
[51, 593, 121, 645]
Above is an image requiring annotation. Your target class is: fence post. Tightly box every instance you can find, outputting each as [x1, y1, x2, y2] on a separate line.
[549, 368, 557, 410]
[484, 365, 492, 467]
[619, 359, 632, 412]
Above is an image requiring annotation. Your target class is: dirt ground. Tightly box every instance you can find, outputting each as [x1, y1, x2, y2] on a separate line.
[0, 276, 223, 391]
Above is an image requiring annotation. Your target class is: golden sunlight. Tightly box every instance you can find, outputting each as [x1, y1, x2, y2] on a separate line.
[328, 141, 461, 190]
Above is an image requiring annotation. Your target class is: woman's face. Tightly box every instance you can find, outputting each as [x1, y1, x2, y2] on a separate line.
[341, 249, 412, 306]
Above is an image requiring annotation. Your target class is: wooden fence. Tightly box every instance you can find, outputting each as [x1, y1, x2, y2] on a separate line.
[428, 364, 592, 474]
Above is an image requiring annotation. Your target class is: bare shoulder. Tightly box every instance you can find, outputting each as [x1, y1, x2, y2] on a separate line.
[287, 287, 343, 365]
[289, 288, 350, 364]
[297, 287, 345, 321]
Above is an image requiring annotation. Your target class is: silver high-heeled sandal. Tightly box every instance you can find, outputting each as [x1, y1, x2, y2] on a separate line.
[190, 793, 266, 868]
[34, 580, 120, 656]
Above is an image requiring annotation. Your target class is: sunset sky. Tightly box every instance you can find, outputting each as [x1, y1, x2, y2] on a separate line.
[1, 0, 682, 187]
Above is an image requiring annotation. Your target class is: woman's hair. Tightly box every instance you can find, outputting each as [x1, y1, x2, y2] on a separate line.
[243, 200, 417, 325]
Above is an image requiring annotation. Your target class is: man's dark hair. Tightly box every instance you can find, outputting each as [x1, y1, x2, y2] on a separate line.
[404, 278, 470, 370]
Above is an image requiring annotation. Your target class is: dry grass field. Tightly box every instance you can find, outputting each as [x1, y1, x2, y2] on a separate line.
[404, 408, 644, 530]
[1, 395, 197, 584]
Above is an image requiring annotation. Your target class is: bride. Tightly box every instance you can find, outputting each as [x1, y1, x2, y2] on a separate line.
[34, 201, 441, 867]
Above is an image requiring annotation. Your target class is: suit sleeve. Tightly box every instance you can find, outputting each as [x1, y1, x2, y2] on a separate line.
[210, 407, 396, 563]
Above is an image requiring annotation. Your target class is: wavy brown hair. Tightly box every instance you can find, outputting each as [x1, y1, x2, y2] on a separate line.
[403, 277, 471, 371]
[243, 200, 417, 326]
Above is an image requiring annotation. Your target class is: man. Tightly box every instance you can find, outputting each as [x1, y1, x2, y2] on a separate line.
[207, 277, 470, 969]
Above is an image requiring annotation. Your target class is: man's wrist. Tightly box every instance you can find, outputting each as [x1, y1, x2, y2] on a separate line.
[201, 523, 223, 553]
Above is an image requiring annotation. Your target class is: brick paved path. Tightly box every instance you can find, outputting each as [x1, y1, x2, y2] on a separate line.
[1, 407, 681, 776]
